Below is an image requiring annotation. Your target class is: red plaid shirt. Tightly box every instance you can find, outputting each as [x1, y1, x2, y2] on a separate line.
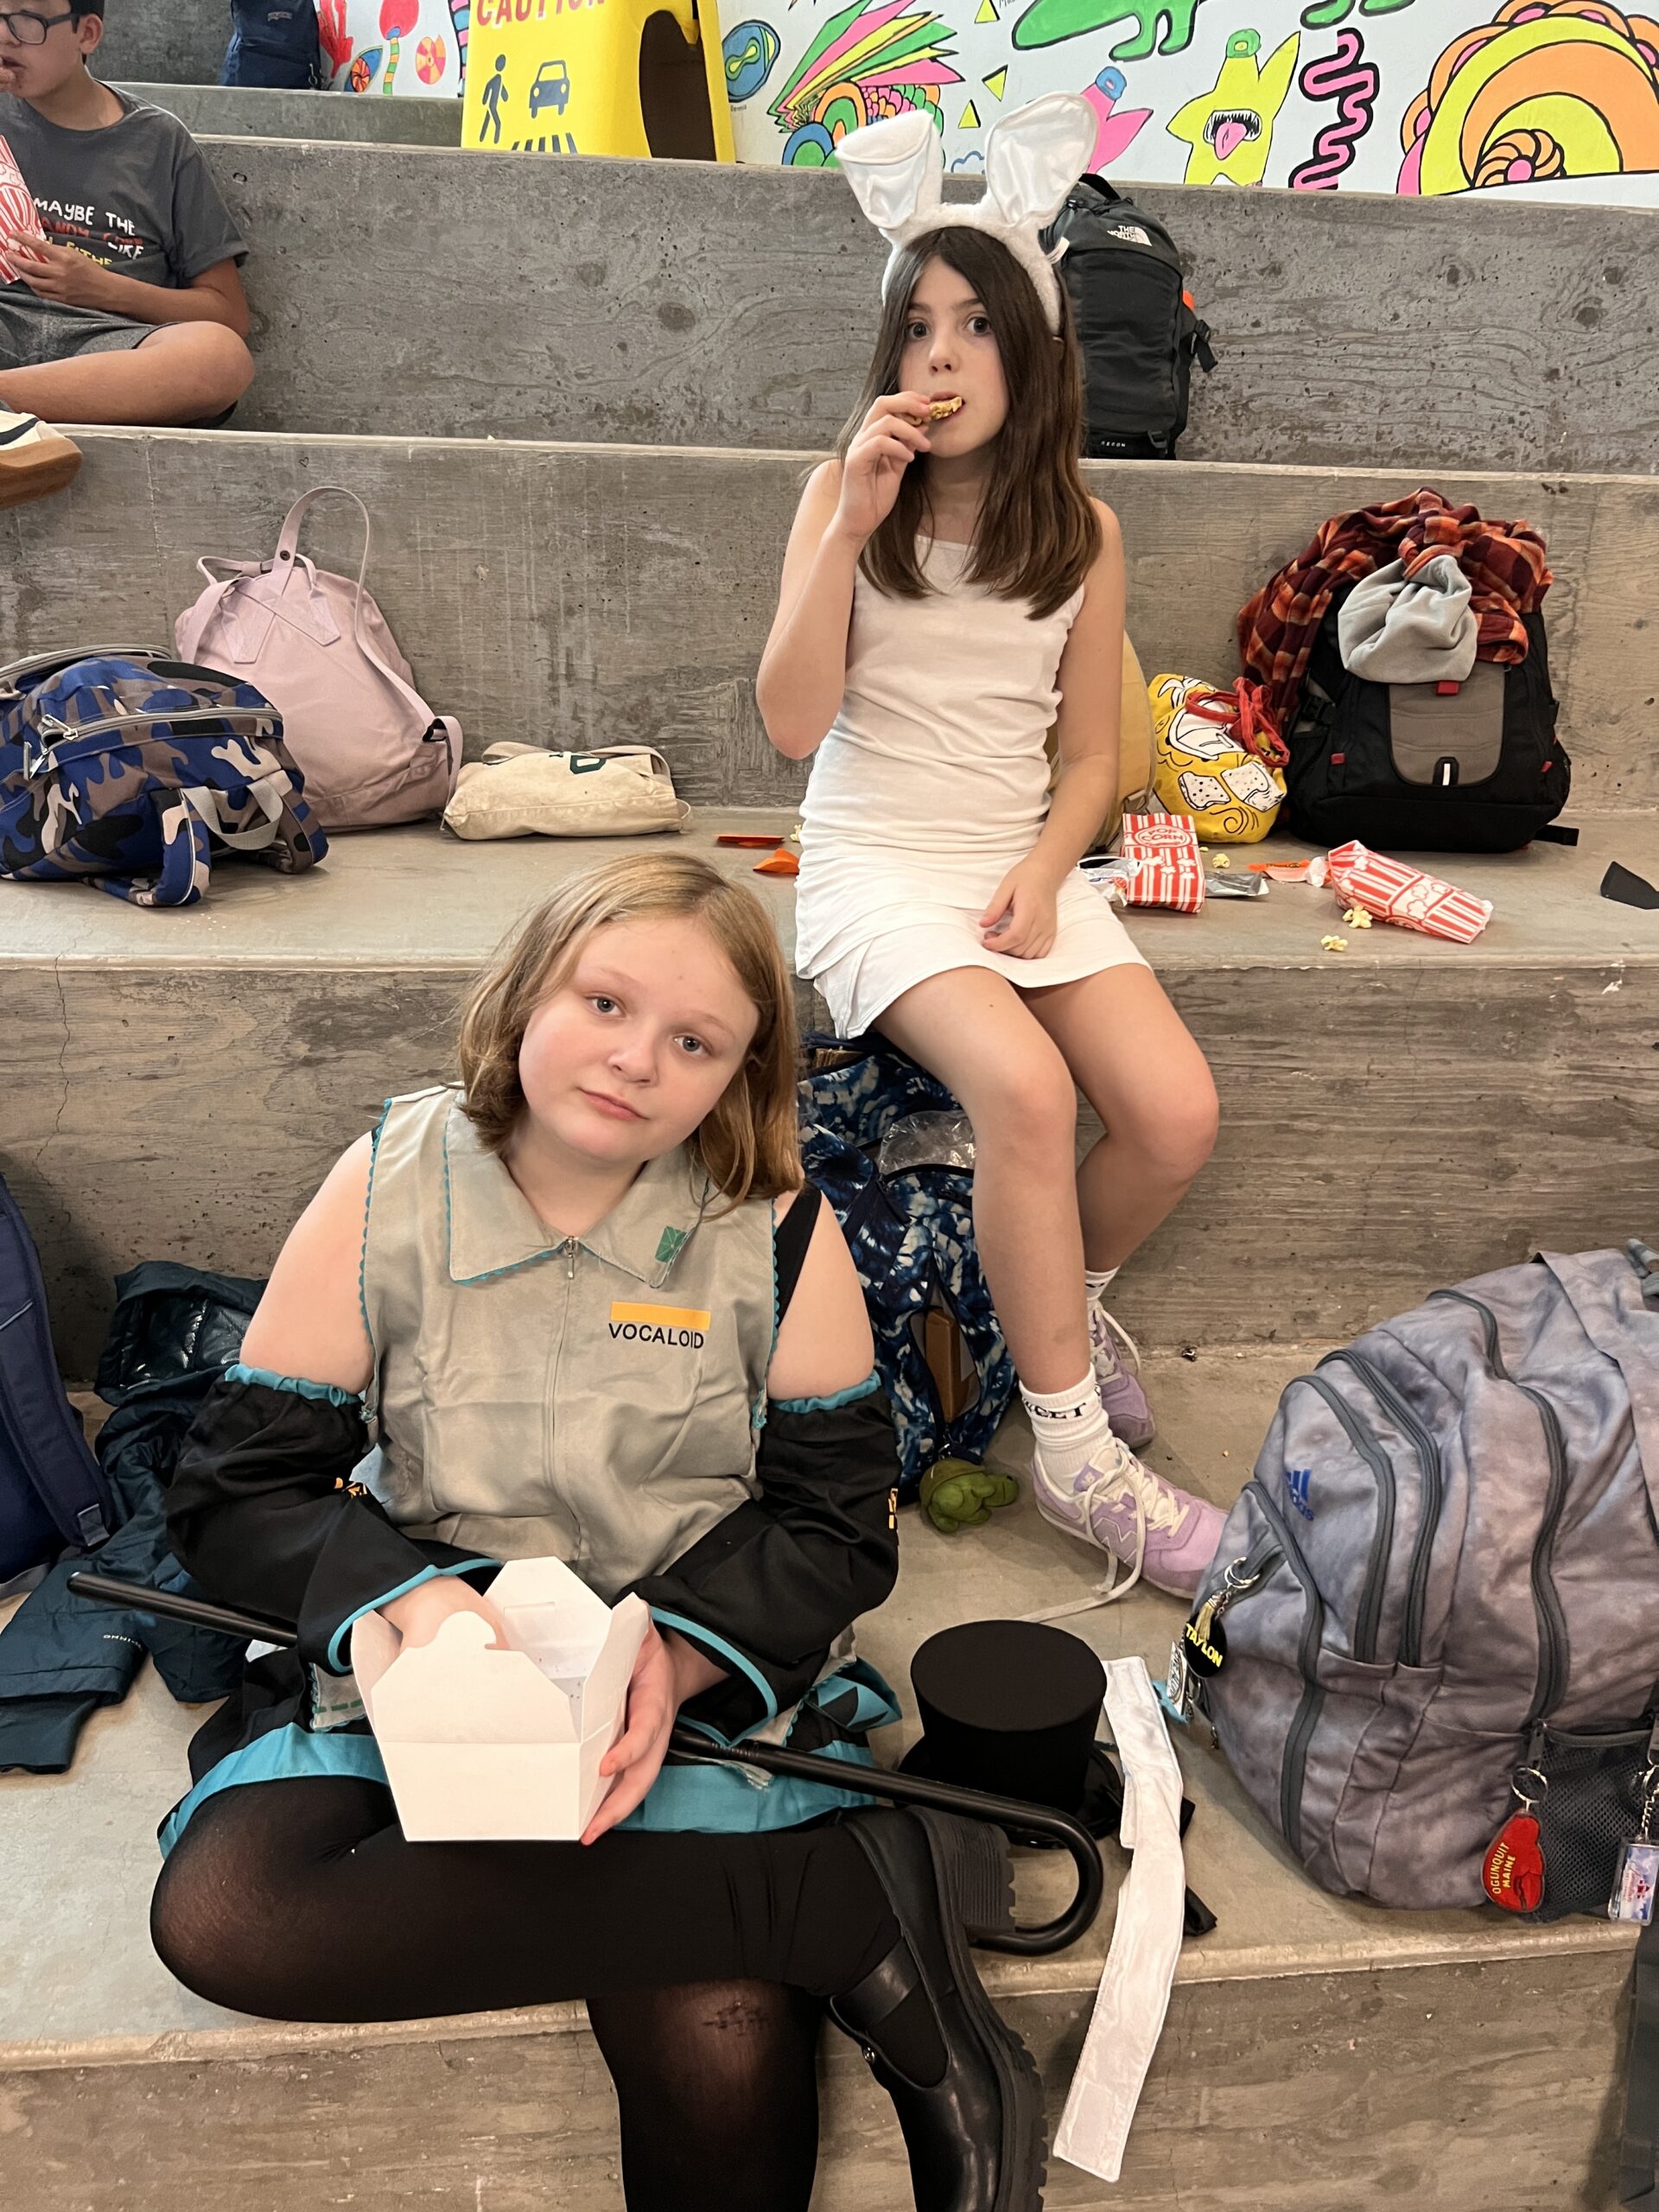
[1236, 488, 1553, 727]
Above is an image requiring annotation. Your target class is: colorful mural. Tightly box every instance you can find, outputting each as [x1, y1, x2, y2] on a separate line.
[324, 0, 466, 93]
[1166, 26, 1299, 181]
[315, 0, 1659, 206]
[720, 0, 1659, 203]
[1400, 3, 1659, 194]
[769, 0, 962, 164]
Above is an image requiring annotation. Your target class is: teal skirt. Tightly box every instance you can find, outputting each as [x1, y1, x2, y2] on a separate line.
[159, 1658, 901, 1857]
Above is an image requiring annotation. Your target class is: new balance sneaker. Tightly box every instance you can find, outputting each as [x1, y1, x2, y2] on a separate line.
[1031, 1428, 1224, 1601]
[0, 410, 80, 509]
[1088, 1299, 1156, 1449]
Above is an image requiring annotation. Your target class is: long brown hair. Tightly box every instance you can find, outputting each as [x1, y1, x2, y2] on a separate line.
[836, 226, 1100, 619]
[457, 853, 802, 1210]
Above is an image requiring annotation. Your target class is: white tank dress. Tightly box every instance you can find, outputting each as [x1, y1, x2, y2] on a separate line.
[795, 537, 1147, 1039]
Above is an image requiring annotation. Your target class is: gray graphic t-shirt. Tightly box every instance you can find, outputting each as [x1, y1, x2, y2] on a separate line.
[0, 88, 245, 292]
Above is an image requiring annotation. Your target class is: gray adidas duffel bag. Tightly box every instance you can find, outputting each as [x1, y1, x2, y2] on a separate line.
[1191, 1241, 1659, 1910]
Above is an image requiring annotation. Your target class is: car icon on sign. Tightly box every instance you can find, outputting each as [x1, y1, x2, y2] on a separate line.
[529, 60, 571, 118]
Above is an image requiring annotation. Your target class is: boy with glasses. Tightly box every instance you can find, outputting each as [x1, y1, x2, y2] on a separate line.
[0, 0, 253, 504]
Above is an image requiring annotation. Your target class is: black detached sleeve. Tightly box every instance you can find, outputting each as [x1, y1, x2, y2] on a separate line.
[167, 1376, 493, 1675]
[631, 1386, 900, 1736]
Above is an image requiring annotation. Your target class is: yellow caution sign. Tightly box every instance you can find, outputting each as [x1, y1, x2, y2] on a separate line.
[463, 0, 734, 161]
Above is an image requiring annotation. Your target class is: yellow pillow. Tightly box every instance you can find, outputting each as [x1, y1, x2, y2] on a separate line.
[1148, 673, 1287, 845]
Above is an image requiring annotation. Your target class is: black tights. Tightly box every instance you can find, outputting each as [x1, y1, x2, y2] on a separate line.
[151, 1778, 896, 2210]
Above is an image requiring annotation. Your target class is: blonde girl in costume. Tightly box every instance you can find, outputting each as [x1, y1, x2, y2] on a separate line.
[149, 855, 1049, 2212]
[759, 97, 1223, 1599]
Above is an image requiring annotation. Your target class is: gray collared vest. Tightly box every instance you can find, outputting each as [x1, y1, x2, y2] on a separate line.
[359, 1086, 776, 1600]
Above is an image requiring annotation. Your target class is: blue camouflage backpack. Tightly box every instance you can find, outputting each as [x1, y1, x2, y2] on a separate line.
[798, 1038, 1014, 1499]
[0, 649, 327, 908]
[0, 1170, 113, 1595]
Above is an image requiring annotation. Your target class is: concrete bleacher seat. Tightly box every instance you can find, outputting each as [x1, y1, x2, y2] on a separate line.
[3, 122, 1657, 2204]
[3, 429, 1656, 1417]
[1, 1363, 1637, 2209]
[113, 81, 464, 145]
[137, 141, 1659, 467]
[8, 436, 1656, 808]
[5, 804, 1656, 1425]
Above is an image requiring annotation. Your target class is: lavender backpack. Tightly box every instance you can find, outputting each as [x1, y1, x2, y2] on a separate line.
[1189, 1243, 1659, 1914]
[175, 487, 460, 832]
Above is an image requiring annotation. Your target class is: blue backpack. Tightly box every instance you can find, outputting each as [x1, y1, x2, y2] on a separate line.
[798, 1038, 1014, 1499]
[221, 0, 322, 87]
[0, 1173, 113, 1595]
[0, 649, 327, 908]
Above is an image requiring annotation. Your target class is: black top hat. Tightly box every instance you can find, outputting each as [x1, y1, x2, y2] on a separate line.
[896, 1619, 1218, 1940]
[897, 1619, 1122, 1843]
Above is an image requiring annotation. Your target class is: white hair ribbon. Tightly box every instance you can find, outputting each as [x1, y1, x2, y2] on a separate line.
[836, 92, 1096, 333]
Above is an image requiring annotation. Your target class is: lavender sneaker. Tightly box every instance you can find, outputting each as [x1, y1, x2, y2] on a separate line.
[1088, 1301, 1156, 1450]
[1030, 1431, 1224, 1602]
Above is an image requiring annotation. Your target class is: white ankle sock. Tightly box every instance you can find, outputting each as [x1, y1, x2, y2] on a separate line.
[1084, 1266, 1120, 1304]
[1022, 1372, 1114, 1488]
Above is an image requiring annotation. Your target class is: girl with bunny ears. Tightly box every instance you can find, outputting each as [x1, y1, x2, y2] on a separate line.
[759, 93, 1224, 1604]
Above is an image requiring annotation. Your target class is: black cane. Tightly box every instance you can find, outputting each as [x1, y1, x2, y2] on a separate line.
[67, 1571, 1103, 1955]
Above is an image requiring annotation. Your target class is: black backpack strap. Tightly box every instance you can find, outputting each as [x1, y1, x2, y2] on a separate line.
[774, 1185, 825, 1327]
[1621, 1916, 1659, 2205]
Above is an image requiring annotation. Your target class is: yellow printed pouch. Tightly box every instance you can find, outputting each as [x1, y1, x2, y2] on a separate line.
[1148, 674, 1289, 845]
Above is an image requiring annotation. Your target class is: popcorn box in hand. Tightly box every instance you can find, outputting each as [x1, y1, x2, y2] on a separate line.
[0, 137, 47, 286]
[1325, 840, 1492, 944]
[352, 1555, 651, 1841]
[1119, 812, 1206, 914]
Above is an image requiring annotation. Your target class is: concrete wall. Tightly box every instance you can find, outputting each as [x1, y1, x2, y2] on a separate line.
[95, 4, 225, 87]
[115, 84, 462, 143]
[178, 141, 1659, 472]
[0, 1948, 1636, 2210]
[5, 432, 1652, 806]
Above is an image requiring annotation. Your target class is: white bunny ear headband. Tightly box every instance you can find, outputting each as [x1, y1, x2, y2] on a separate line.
[836, 92, 1096, 334]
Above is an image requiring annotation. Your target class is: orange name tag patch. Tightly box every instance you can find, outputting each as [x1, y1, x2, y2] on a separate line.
[608, 1302, 710, 1348]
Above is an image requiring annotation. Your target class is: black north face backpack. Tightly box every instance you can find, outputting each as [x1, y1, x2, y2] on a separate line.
[1042, 176, 1216, 461]
[1283, 596, 1572, 854]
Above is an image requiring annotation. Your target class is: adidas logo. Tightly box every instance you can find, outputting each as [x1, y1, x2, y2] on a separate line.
[1285, 1465, 1313, 1521]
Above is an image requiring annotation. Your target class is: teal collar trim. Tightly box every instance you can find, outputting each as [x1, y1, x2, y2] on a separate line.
[442, 1093, 712, 1290]
[226, 1362, 363, 1408]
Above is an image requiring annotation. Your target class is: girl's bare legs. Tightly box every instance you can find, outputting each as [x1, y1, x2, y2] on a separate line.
[1025, 964, 1218, 1271]
[875, 965, 1088, 1393]
[875, 961, 1224, 1595]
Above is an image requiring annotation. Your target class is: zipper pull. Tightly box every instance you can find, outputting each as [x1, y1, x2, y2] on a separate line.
[565, 1237, 578, 1280]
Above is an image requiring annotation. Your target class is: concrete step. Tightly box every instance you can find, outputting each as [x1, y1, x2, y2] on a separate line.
[160, 137, 1656, 470]
[114, 82, 464, 144]
[95, 12, 222, 87]
[0, 1357, 1638, 2211]
[4, 808, 1656, 1377]
[8, 432, 1656, 811]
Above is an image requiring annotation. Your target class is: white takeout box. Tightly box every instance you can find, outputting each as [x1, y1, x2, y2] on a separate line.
[351, 1556, 652, 1842]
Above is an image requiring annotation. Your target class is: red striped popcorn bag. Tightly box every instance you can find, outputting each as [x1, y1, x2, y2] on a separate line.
[0, 138, 46, 285]
[1119, 811, 1206, 914]
[1325, 840, 1492, 944]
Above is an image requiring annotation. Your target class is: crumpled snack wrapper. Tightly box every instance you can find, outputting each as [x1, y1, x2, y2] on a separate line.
[1117, 813, 1206, 914]
[1313, 841, 1491, 944]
